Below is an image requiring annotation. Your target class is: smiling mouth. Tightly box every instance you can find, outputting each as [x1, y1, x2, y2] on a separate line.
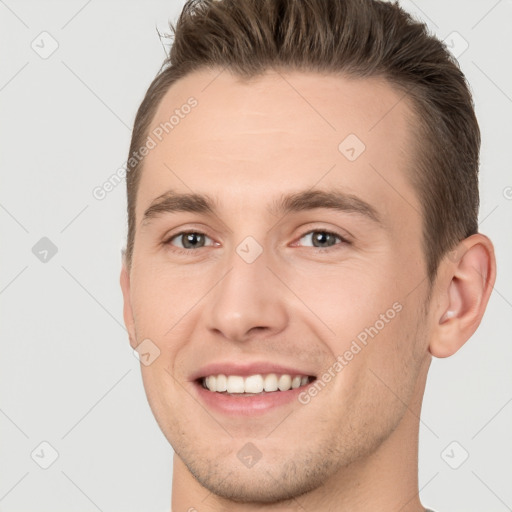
[197, 373, 316, 395]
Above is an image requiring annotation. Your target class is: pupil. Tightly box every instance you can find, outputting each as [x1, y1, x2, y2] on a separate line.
[183, 233, 203, 248]
[314, 232, 334, 248]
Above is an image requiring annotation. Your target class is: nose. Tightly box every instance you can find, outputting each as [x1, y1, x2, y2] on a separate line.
[203, 242, 289, 343]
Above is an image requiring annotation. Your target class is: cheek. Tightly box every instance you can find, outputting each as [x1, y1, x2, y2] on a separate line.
[293, 263, 425, 402]
[357, 298, 428, 414]
[129, 261, 201, 338]
[332, 303, 427, 442]
[285, 261, 402, 345]
[139, 366, 183, 446]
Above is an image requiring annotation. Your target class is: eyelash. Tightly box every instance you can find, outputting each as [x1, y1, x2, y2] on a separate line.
[163, 229, 350, 255]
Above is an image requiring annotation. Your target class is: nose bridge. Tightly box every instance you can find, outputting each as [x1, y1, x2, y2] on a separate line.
[204, 236, 288, 341]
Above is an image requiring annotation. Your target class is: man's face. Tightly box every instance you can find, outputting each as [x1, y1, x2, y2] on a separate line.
[122, 69, 434, 501]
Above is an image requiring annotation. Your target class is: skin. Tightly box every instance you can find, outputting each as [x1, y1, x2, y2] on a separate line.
[120, 69, 496, 512]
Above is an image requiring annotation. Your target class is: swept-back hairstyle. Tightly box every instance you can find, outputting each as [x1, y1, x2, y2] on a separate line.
[125, 0, 480, 283]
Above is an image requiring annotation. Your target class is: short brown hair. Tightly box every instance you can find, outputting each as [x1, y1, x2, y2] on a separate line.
[125, 0, 480, 283]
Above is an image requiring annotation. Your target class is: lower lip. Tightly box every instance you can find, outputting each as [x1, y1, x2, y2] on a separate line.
[193, 380, 315, 416]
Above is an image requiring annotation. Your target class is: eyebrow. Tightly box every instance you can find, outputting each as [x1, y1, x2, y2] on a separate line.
[141, 188, 381, 226]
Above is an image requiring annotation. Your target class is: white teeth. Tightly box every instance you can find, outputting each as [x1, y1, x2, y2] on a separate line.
[226, 375, 245, 393]
[244, 374, 264, 393]
[264, 373, 279, 392]
[216, 374, 227, 392]
[202, 373, 311, 393]
[278, 374, 292, 391]
[291, 376, 301, 389]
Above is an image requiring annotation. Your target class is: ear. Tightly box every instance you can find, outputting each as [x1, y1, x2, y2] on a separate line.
[120, 251, 138, 350]
[429, 233, 496, 358]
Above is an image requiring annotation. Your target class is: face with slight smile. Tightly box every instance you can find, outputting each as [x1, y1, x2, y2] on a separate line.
[121, 69, 435, 502]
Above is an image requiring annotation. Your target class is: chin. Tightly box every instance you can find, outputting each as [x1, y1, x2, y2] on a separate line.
[190, 465, 318, 504]
[175, 442, 341, 504]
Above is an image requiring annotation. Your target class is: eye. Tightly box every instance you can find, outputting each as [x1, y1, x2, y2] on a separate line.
[163, 229, 348, 254]
[297, 230, 347, 249]
[166, 231, 215, 250]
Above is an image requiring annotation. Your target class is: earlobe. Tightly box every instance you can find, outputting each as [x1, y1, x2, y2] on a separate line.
[429, 234, 496, 358]
[120, 261, 138, 350]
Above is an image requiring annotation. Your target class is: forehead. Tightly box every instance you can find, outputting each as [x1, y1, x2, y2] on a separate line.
[136, 68, 420, 226]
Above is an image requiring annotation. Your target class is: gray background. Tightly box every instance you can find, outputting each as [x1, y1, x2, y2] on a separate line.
[0, 1, 511, 511]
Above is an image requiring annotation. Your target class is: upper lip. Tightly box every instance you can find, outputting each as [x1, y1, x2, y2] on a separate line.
[189, 361, 317, 381]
